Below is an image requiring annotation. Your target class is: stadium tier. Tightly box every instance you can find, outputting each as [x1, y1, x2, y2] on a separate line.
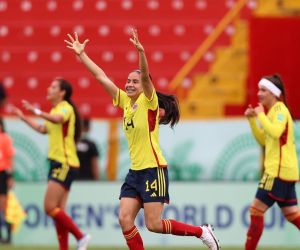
[2, 0, 300, 118]
[1, 0, 254, 117]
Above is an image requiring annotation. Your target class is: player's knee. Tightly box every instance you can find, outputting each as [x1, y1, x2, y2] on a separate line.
[145, 219, 161, 233]
[44, 206, 53, 215]
[247, 206, 264, 235]
[44, 199, 57, 215]
[45, 207, 60, 218]
[145, 221, 156, 232]
[249, 206, 264, 217]
[118, 213, 134, 228]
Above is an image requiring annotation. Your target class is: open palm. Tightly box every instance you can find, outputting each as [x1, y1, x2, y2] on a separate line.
[129, 29, 144, 52]
[64, 32, 89, 55]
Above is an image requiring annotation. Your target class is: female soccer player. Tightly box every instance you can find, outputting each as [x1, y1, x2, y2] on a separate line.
[13, 79, 91, 250]
[244, 74, 300, 250]
[0, 117, 15, 244]
[65, 30, 220, 250]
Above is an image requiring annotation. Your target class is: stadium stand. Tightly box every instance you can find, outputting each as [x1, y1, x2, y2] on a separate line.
[2, 0, 299, 118]
[0, 0, 253, 118]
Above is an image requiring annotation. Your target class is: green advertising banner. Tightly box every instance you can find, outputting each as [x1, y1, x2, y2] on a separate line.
[5, 118, 300, 181]
[12, 182, 300, 247]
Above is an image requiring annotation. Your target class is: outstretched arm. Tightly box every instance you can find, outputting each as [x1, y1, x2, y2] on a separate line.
[21, 100, 64, 124]
[12, 105, 47, 134]
[65, 32, 118, 99]
[129, 29, 154, 99]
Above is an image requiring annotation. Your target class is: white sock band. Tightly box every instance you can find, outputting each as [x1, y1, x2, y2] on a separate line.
[258, 78, 281, 97]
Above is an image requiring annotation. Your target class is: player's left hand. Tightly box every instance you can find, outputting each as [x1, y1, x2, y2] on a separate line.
[244, 104, 256, 117]
[254, 103, 264, 115]
[11, 106, 25, 119]
[21, 99, 35, 113]
[129, 28, 144, 52]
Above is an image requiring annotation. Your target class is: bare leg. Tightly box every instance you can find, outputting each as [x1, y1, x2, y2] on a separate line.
[119, 198, 144, 250]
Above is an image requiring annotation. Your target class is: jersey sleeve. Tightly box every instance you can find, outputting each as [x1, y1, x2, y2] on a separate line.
[57, 102, 72, 122]
[248, 117, 265, 146]
[257, 109, 287, 139]
[113, 89, 128, 110]
[142, 89, 158, 110]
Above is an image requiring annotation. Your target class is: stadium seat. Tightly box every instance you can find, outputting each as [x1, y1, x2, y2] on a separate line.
[1, 0, 254, 117]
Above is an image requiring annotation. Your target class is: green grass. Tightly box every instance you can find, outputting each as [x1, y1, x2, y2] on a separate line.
[0, 247, 298, 250]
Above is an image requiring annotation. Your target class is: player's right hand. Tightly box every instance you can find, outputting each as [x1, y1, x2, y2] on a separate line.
[244, 104, 256, 117]
[11, 106, 24, 119]
[65, 32, 89, 56]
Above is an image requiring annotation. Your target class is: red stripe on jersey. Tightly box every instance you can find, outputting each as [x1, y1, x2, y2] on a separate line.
[62, 120, 70, 165]
[148, 109, 157, 132]
[280, 123, 288, 147]
[278, 123, 288, 177]
[148, 108, 161, 166]
[62, 120, 69, 138]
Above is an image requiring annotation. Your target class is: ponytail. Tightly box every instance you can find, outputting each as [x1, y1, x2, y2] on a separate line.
[57, 78, 81, 142]
[264, 74, 287, 104]
[157, 91, 180, 129]
[0, 117, 5, 133]
[131, 70, 180, 128]
[264, 74, 294, 118]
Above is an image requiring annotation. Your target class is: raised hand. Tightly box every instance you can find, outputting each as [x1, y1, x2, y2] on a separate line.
[21, 100, 35, 113]
[244, 104, 256, 117]
[11, 106, 25, 119]
[254, 103, 265, 115]
[64, 32, 89, 56]
[129, 29, 144, 52]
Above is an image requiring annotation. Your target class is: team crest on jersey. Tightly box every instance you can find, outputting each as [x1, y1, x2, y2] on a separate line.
[132, 103, 138, 110]
[277, 113, 284, 121]
[60, 108, 68, 114]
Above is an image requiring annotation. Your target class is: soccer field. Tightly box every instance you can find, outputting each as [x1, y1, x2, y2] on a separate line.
[0, 247, 298, 250]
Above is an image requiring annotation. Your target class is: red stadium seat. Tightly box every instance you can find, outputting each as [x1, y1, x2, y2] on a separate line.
[1, 0, 253, 117]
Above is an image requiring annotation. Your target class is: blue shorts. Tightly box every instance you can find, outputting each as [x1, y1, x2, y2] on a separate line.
[120, 167, 169, 204]
[256, 172, 298, 207]
[48, 160, 79, 190]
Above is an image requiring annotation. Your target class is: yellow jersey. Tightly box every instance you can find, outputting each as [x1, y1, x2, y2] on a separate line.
[248, 101, 299, 181]
[45, 101, 79, 167]
[113, 89, 167, 170]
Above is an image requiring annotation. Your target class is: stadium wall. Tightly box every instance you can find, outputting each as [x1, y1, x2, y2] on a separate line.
[249, 17, 300, 119]
[6, 117, 300, 182]
[13, 182, 300, 247]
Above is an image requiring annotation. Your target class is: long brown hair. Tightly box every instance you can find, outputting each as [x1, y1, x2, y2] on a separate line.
[157, 91, 180, 128]
[0, 117, 5, 133]
[264, 74, 286, 104]
[264, 74, 293, 117]
[56, 78, 81, 142]
[132, 70, 180, 128]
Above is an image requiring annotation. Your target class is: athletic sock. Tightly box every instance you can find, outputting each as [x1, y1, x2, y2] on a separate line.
[55, 221, 69, 250]
[162, 219, 202, 238]
[50, 208, 83, 240]
[245, 207, 264, 250]
[123, 225, 144, 250]
[291, 216, 300, 229]
[285, 212, 300, 230]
